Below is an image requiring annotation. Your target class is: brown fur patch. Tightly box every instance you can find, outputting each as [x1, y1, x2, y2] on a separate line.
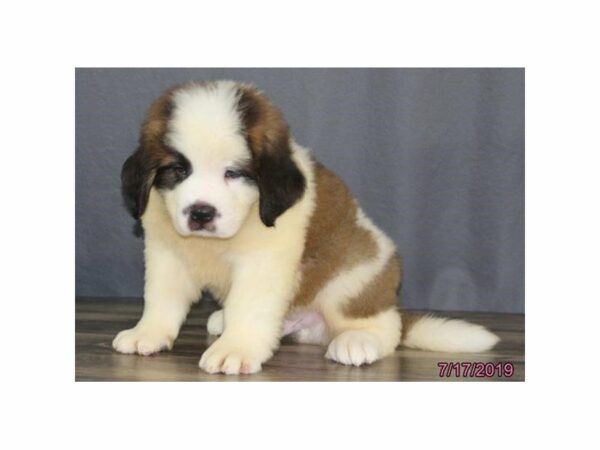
[236, 85, 291, 161]
[140, 85, 180, 161]
[400, 312, 421, 341]
[342, 253, 402, 318]
[292, 163, 381, 308]
[141, 81, 217, 162]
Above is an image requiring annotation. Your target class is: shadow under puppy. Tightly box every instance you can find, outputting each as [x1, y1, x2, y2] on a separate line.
[114, 80, 499, 374]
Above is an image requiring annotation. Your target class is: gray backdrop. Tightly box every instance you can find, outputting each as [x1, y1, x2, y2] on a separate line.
[76, 68, 524, 313]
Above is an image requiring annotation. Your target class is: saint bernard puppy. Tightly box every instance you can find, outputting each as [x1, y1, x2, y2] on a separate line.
[113, 80, 500, 375]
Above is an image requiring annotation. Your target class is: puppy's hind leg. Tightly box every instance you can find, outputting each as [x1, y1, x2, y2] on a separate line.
[319, 253, 402, 366]
[323, 306, 401, 366]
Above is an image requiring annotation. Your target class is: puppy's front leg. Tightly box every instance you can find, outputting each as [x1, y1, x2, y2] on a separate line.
[113, 240, 198, 355]
[199, 255, 295, 374]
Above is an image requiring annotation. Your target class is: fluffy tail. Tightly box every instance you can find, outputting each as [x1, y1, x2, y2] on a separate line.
[401, 312, 500, 353]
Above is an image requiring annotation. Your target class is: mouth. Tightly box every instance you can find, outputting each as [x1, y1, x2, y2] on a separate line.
[188, 220, 216, 233]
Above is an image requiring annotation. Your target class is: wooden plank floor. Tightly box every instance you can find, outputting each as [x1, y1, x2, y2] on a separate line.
[75, 297, 525, 381]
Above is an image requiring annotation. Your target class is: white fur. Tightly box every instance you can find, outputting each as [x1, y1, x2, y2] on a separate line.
[112, 231, 199, 355]
[206, 309, 224, 336]
[197, 145, 317, 374]
[113, 146, 315, 374]
[325, 330, 380, 366]
[163, 81, 259, 238]
[403, 315, 500, 352]
[324, 308, 402, 366]
[209, 308, 330, 344]
[114, 132, 319, 374]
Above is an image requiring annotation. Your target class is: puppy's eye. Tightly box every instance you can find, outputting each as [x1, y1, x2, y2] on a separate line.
[224, 169, 242, 179]
[173, 165, 187, 177]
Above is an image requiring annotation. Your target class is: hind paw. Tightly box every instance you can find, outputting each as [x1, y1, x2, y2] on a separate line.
[325, 330, 381, 366]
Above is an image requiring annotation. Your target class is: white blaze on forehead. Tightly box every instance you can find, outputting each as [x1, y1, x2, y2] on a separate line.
[166, 81, 248, 165]
[158, 81, 259, 239]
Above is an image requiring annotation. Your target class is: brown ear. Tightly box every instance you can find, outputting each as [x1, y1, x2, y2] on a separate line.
[237, 86, 306, 227]
[121, 145, 157, 219]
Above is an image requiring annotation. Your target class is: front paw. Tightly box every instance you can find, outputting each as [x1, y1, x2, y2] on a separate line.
[112, 325, 174, 356]
[199, 337, 269, 375]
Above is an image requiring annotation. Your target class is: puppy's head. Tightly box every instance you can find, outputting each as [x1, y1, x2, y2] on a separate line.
[121, 81, 305, 238]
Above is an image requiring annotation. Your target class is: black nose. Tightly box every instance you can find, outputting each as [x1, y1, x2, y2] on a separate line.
[189, 204, 216, 224]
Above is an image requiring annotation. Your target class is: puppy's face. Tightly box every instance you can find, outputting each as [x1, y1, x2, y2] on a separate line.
[121, 81, 306, 239]
[155, 105, 259, 238]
